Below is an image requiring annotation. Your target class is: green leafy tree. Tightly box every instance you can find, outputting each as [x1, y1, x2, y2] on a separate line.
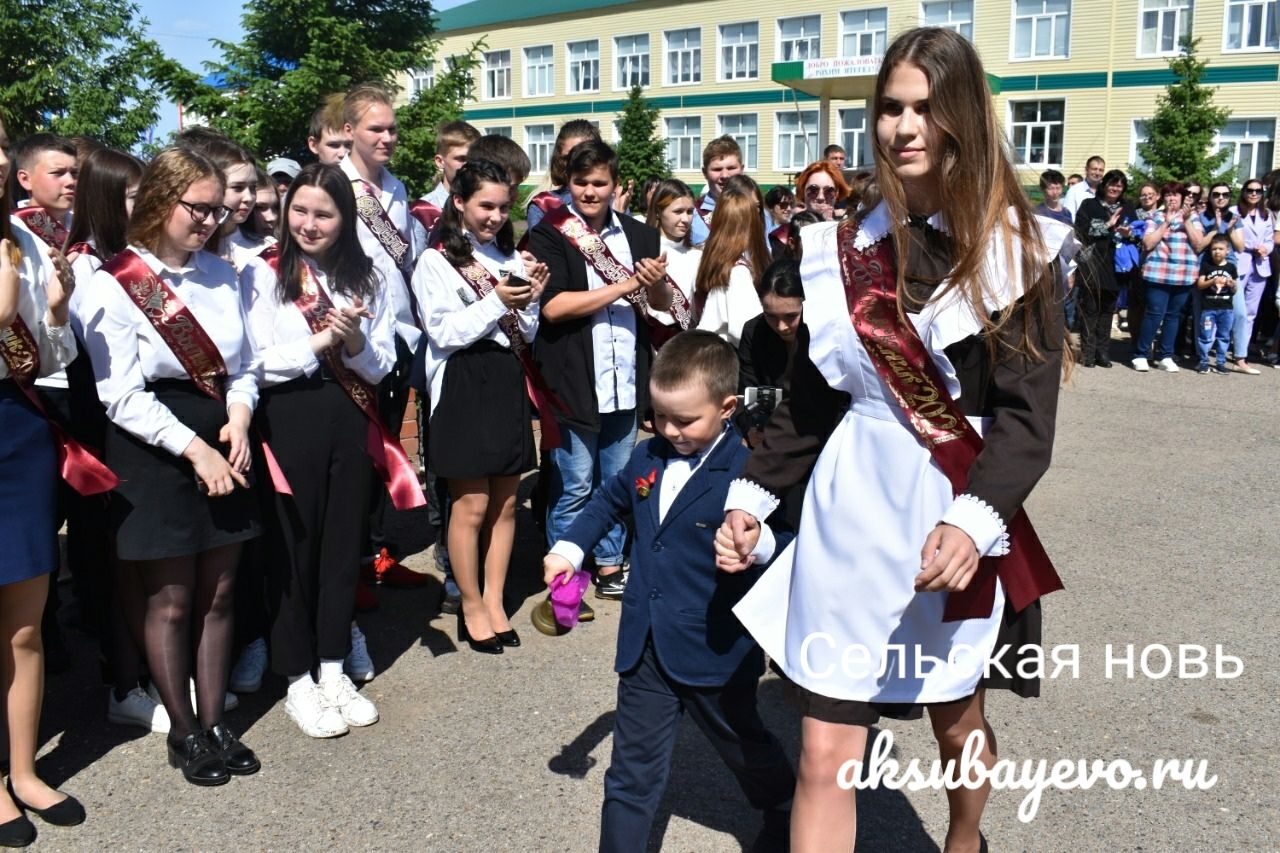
[615, 85, 670, 209]
[0, 0, 170, 149]
[1131, 38, 1232, 187]
[393, 49, 483, 197]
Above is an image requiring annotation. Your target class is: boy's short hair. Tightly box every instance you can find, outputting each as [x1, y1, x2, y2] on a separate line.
[650, 330, 738, 402]
[566, 138, 618, 182]
[309, 93, 346, 139]
[701, 135, 742, 170]
[12, 133, 77, 172]
[823, 143, 846, 158]
[1209, 232, 1231, 248]
[1085, 155, 1106, 169]
[1067, 173, 1083, 183]
[467, 135, 531, 186]
[436, 120, 481, 156]
[343, 84, 394, 127]
[1038, 169, 1065, 190]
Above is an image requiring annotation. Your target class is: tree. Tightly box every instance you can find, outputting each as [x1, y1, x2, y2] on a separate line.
[1131, 38, 1232, 187]
[393, 50, 483, 197]
[614, 85, 670, 208]
[0, 0, 170, 149]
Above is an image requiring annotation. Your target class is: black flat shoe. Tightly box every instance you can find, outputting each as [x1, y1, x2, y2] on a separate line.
[1097, 357, 1113, 368]
[5, 781, 83, 827]
[457, 613, 503, 654]
[167, 732, 230, 787]
[0, 814, 34, 848]
[206, 724, 260, 776]
[495, 629, 521, 647]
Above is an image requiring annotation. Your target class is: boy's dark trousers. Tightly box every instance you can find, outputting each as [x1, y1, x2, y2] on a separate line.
[599, 638, 795, 852]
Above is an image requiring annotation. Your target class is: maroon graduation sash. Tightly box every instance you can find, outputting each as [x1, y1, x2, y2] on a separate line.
[516, 191, 567, 251]
[14, 207, 69, 250]
[66, 242, 100, 261]
[352, 179, 424, 328]
[541, 206, 694, 341]
[408, 199, 442, 235]
[103, 249, 291, 494]
[694, 194, 713, 229]
[449, 254, 568, 450]
[262, 250, 426, 510]
[0, 316, 118, 495]
[835, 221, 1063, 621]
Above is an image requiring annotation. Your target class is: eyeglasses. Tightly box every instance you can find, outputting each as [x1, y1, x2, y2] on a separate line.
[1210, 191, 1231, 199]
[805, 185, 837, 201]
[1244, 186, 1263, 194]
[177, 199, 232, 225]
[775, 201, 794, 209]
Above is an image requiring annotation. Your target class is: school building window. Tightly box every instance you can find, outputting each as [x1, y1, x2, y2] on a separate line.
[922, 1, 974, 40]
[1224, 0, 1279, 49]
[409, 65, 434, 96]
[485, 126, 513, 138]
[778, 15, 822, 61]
[567, 40, 600, 93]
[666, 116, 702, 170]
[1009, 100, 1065, 166]
[1013, 0, 1072, 59]
[841, 8, 889, 57]
[1216, 118, 1276, 182]
[483, 50, 511, 100]
[1139, 0, 1193, 55]
[1131, 119, 1151, 172]
[525, 124, 556, 174]
[776, 110, 819, 170]
[615, 34, 650, 89]
[524, 46, 554, 97]
[665, 28, 702, 85]
[838, 108, 873, 167]
[719, 114, 759, 169]
[719, 22, 759, 81]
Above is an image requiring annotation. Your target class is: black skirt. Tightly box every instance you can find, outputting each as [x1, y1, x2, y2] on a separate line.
[429, 339, 535, 480]
[0, 380, 58, 583]
[106, 380, 261, 561]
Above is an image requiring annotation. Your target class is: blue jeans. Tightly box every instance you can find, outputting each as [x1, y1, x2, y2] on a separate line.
[547, 411, 638, 567]
[1133, 282, 1192, 361]
[1196, 307, 1234, 367]
[1064, 283, 1078, 331]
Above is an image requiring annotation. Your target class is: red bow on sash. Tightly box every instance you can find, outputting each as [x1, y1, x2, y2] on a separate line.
[516, 191, 567, 252]
[14, 207, 69, 250]
[835, 222, 1063, 621]
[103, 249, 292, 495]
[408, 199, 442, 236]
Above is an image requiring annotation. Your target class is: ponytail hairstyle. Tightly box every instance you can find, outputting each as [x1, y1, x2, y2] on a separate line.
[645, 178, 695, 245]
[276, 163, 378, 305]
[694, 180, 769, 297]
[438, 159, 516, 266]
[65, 148, 145, 260]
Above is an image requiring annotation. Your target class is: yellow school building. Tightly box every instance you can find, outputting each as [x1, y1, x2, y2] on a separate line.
[403, 0, 1279, 188]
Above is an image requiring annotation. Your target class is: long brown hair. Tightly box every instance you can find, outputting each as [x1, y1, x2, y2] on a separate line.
[645, 178, 695, 245]
[864, 27, 1059, 366]
[694, 182, 768, 297]
[65, 148, 145, 260]
[127, 148, 225, 257]
[0, 113, 18, 266]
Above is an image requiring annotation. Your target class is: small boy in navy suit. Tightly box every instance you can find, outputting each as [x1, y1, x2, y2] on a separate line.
[544, 331, 795, 853]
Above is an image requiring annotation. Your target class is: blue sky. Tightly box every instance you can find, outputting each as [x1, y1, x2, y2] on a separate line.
[135, 0, 470, 138]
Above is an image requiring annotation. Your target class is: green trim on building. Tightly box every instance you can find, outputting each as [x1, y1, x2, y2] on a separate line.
[770, 62, 805, 82]
[463, 88, 819, 121]
[438, 0, 640, 32]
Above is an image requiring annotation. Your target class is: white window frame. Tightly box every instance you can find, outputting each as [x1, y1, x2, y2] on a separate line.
[718, 113, 759, 170]
[665, 116, 702, 171]
[838, 107, 874, 167]
[409, 64, 435, 97]
[718, 21, 760, 82]
[614, 34, 651, 90]
[525, 124, 556, 175]
[777, 15, 822, 61]
[1007, 99, 1067, 167]
[566, 39, 600, 94]
[1130, 119, 1151, 173]
[1137, 0, 1194, 56]
[483, 50, 511, 101]
[775, 109, 819, 171]
[1223, 0, 1279, 50]
[1011, 0, 1072, 60]
[523, 45, 554, 98]
[1215, 118, 1276, 182]
[840, 8, 890, 58]
[664, 28, 703, 86]
[485, 126, 513, 139]
[921, 1, 975, 39]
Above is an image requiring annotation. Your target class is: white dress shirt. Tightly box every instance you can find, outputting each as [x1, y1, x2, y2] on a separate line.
[224, 230, 276, 274]
[239, 255, 396, 389]
[695, 259, 763, 347]
[339, 155, 422, 352]
[648, 236, 701, 330]
[1, 218, 76, 381]
[411, 233, 538, 415]
[13, 216, 76, 390]
[567, 205, 638, 414]
[79, 246, 258, 457]
[1063, 181, 1096, 219]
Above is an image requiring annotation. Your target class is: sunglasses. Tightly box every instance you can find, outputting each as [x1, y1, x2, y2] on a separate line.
[805, 185, 837, 201]
[177, 199, 232, 225]
[1244, 186, 1263, 194]
[1210, 191, 1230, 199]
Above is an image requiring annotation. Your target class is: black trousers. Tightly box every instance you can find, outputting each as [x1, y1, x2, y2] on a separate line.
[259, 374, 371, 676]
[1078, 285, 1119, 363]
[599, 639, 795, 853]
[368, 334, 415, 554]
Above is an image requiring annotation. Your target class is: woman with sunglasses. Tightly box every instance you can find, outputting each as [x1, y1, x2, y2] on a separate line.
[1228, 179, 1276, 372]
[794, 162, 850, 222]
[80, 147, 262, 786]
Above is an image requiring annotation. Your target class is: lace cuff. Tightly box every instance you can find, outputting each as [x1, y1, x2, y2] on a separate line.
[940, 494, 1010, 557]
[724, 478, 781, 522]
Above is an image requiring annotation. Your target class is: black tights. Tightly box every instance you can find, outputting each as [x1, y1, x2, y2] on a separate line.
[137, 543, 241, 741]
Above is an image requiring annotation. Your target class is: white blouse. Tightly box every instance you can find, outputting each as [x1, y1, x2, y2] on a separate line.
[240, 255, 396, 388]
[410, 234, 538, 415]
[695, 259, 762, 347]
[79, 246, 258, 458]
[648, 235, 702, 328]
[224, 230, 276, 273]
[0, 219, 76, 381]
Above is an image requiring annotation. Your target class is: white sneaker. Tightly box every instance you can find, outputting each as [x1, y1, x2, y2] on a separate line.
[320, 674, 379, 727]
[285, 681, 349, 738]
[146, 680, 239, 713]
[230, 637, 268, 693]
[107, 686, 170, 734]
[345, 625, 375, 683]
[1155, 357, 1179, 372]
[1131, 357, 1150, 372]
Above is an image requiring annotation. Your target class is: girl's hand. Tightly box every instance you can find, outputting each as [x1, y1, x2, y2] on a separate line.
[543, 554, 575, 588]
[717, 510, 761, 572]
[184, 437, 248, 497]
[0, 239, 18, 327]
[45, 247, 75, 325]
[497, 275, 534, 309]
[337, 297, 370, 356]
[519, 252, 550, 301]
[715, 524, 756, 573]
[612, 179, 635, 214]
[915, 523, 980, 593]
[219, 404, 253, 473]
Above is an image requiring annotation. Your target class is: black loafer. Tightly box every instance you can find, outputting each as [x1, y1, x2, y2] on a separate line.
[0, 814, 35, 848]
[5, 781, 83, 827]
[495, 629, 521, 647]
[167, 732, 230, 786]
[206, 724, 261, 776]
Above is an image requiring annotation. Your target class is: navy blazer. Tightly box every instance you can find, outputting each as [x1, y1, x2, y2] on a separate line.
[560, 427, 792, 687]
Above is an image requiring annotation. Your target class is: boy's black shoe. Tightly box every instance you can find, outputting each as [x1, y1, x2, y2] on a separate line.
[1213, 364, 1231, 375]
[1196, 364, 1211, 374]
[594, 569, 628, 600]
